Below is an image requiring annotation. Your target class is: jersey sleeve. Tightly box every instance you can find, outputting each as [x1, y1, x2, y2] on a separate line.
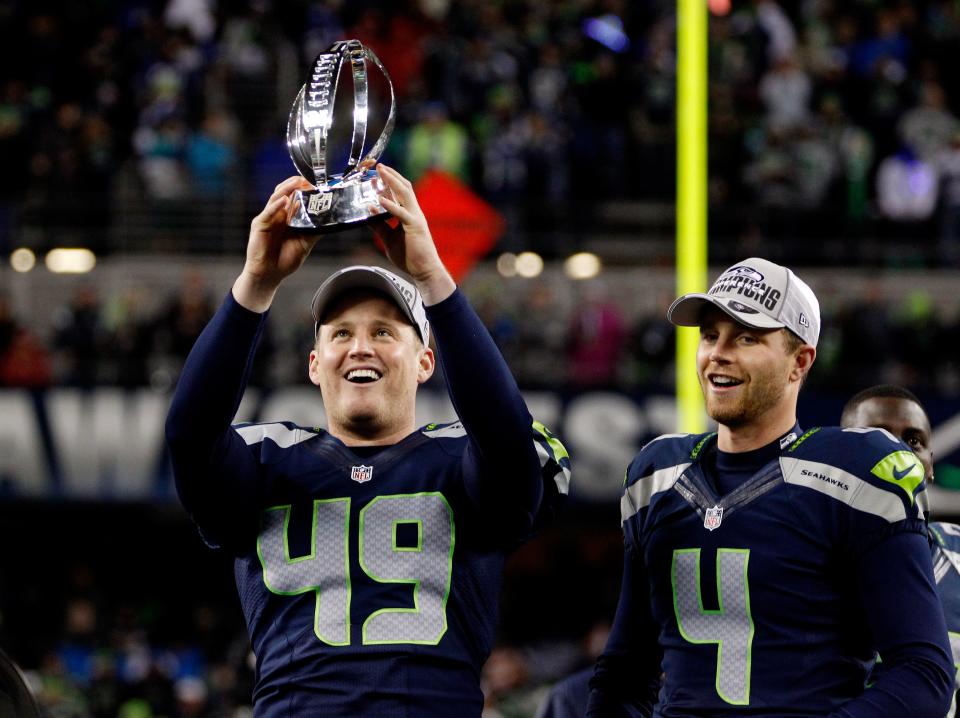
[794, 428, 955, 717]
[828, 531, 954, 717]
[426, 289, 568, 540]
[165, 292, 268, 550]
[783, 427, 931, 557]
[924, 522, 960, 712]
[586, 542, 661, 717]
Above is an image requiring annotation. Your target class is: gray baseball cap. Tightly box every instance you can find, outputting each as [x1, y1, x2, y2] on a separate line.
[667, 258, 820, 347]
[311, 265, 430, 345]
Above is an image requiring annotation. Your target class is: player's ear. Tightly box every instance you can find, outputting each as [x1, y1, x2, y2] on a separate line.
[790, 345, 816, 383]
[308, 348, 323, 387]
[417, 346, 435, 384]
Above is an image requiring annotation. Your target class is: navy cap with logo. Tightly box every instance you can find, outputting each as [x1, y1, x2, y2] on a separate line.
[311, 265, 431, 345]
[667, 258, 820, 347]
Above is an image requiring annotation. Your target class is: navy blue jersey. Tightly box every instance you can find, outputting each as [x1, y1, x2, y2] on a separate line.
[929, 521, 960, 716]
[589, 426, 952, 717]
[167, 290, 570, 717]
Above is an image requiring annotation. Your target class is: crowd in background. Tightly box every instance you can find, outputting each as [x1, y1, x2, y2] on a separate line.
[5, 1, 960, 716]
[3, 0, 960, 259]
[1, 272, 959, 396]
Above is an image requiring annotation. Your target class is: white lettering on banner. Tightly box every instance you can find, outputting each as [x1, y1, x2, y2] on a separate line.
[1, 388, 958, 504]
[234, 388, 262, 425]
[520, 391, 563, 434]
[46, 389, 169, 498]
[564, 392, 646, 500]
[0, 392, 49, 495]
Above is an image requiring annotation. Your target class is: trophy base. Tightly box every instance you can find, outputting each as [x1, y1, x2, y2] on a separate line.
[287, 170, 389, 233]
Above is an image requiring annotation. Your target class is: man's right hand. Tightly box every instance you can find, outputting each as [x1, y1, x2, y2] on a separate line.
[233, 176, 318, 313]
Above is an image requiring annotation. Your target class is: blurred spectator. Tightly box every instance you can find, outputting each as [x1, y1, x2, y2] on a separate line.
[133, 115, 189, 201]
[876, 144, 939, 220]
[186, 110, 239, 196]
[755, 0, 798, 64]
[758, 53, 812, 132]
[402, 101, 469, 182]
[566, 286, 627, 388]
[898, 79, 959, 160]
[626, 295, 675, 389]
[164, 0, 217, 45]
[836, 282, 894, 388]
[150, 272, 214, 387]
[0, 292, 52, 388]
[510, 282, 569, 389]
[482, 646, 542, 718]
[934, 130, 960, 263]
[53, 286, 107, 389]
[102, 289, 152, 389]
[890, 289, 942, 385]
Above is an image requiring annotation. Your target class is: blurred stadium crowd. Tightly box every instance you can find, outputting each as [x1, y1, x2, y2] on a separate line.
[2, 270, 959, 396]
[4, 0, 960, 716]
[3, 0, 960, 260]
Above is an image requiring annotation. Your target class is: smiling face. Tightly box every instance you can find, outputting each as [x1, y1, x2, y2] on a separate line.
[842, 396, 934, 481]
[308, 290, 434, 445]
[697, 307, 815, 440]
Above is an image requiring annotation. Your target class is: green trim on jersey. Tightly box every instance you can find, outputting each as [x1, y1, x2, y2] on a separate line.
[871, 451, 925, 505]
[690, 433, 717, 460]
[533, 421, 570, 463]
[786, 427, 821, 452]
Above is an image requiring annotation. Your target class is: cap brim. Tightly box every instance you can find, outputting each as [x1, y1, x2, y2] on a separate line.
[312, 268, 421, 339]
[667, 294, 785, 330]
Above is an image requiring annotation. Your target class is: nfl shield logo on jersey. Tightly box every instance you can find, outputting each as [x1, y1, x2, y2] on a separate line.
[351, 465, 373, 483]
[704, 505, 723, 531]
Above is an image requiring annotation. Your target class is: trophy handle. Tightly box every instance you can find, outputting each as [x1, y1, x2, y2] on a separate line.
[287, 40, 396, 189]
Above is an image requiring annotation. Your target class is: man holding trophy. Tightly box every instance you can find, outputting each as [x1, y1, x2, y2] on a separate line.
[165, 40, 570, 716]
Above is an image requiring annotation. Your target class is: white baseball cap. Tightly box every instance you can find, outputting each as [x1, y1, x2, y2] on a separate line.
[667, 258, 820, 347]
[311, 265, 430, 345]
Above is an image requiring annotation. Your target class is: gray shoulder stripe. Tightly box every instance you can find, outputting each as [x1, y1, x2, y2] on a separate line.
[422, 422, 467, 438]
[779, 457, 907, 523]
[644, 433, 688, 447]
[536, 442, 571, 495]
[236, 423, 313, 448]
[621, 463, 691, 524]
[841, 426, 899, 444]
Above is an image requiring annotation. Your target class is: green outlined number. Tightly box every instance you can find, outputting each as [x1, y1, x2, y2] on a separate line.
[672, 548, 754, 705]
[257, 492, 455, 646]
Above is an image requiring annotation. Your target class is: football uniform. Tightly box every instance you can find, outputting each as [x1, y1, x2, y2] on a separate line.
[588, 426, 952, 717]
[929, 521, 960, 717]
[167, 290, 570, 716]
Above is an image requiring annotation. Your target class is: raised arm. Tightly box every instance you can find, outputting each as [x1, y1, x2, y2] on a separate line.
[372, 164, 558, 538]
[165, 177, 318, 547]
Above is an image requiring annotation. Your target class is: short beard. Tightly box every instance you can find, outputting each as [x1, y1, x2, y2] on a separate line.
[341, 410, 384, 437]
[704, 375, 785, 428]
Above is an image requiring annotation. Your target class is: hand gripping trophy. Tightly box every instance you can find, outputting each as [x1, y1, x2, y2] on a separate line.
[286, 39, 396, 232]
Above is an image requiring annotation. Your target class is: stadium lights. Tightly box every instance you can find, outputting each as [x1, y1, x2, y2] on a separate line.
[496, 252, 518, 277]
[9, 248, 36, 273]
[564, 252, 602, 280]
[45, 248, 97, 274]
[515, 252, 544, 278]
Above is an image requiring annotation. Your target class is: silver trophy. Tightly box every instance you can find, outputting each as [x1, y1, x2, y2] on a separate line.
[286, 40, 396, 232]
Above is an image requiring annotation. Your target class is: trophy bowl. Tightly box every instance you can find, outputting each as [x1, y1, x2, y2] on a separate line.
[286, 40, 396, 232]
